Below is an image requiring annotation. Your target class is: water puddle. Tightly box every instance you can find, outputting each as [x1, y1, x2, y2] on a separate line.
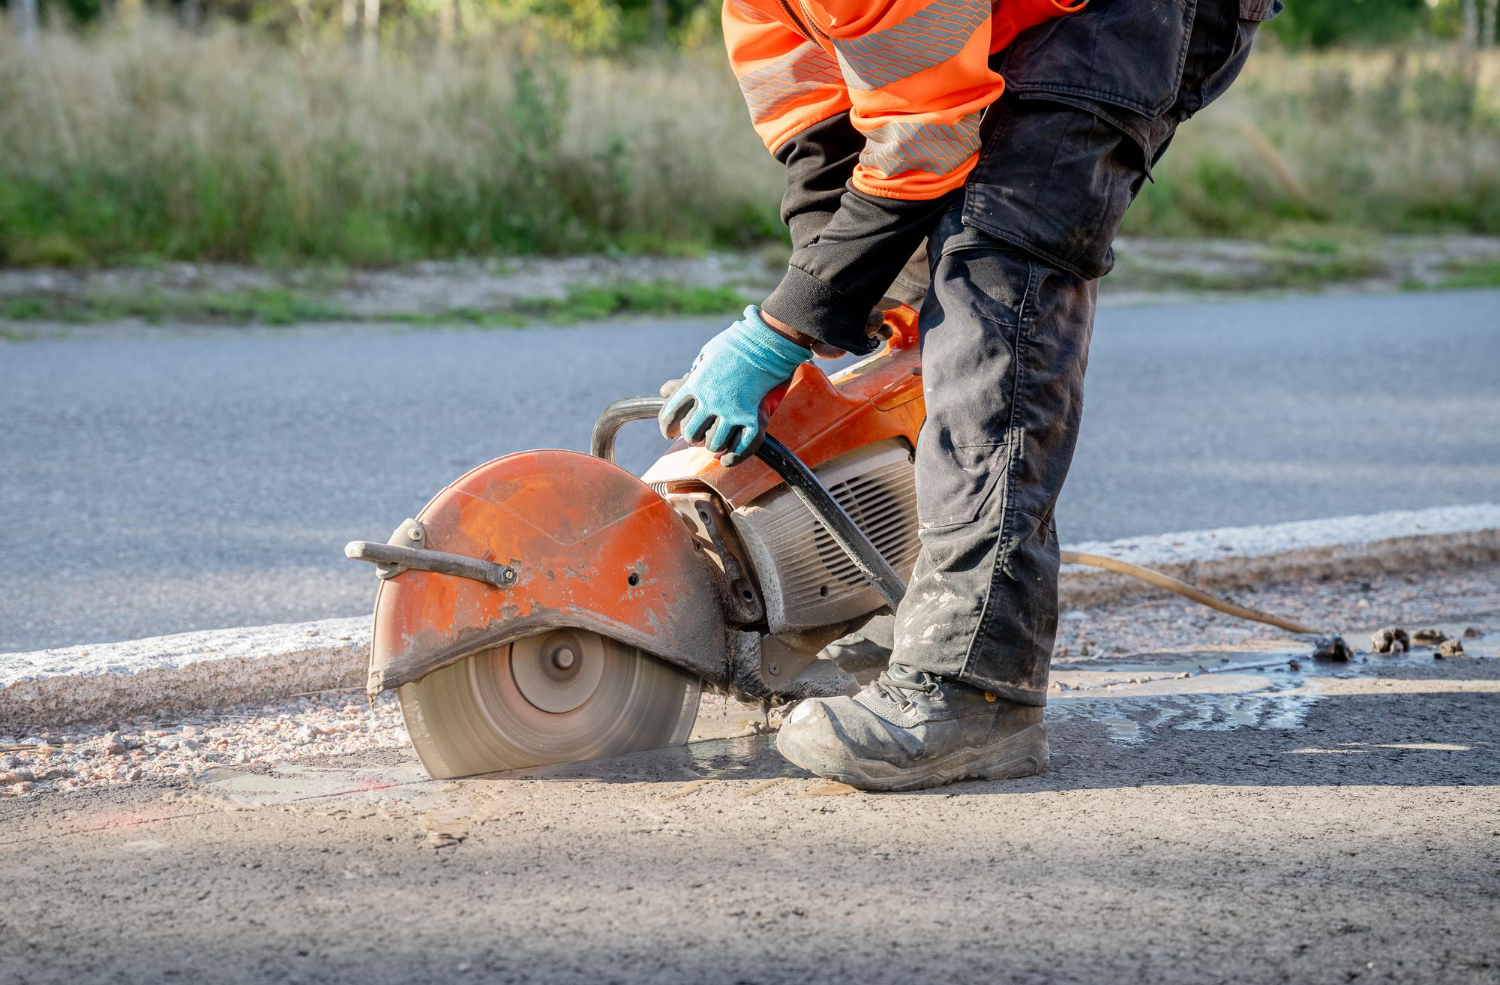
[1049, 682, 1327, 747]
[1046, 615, 1497, 747]
[1047, 638, 1333, 747]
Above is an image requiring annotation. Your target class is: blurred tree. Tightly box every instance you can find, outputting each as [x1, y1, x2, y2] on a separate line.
[6, 0, 1484, 51]
[362, 0, 378, 58]
[1265, 0, 1431, 47]
[11, 0, 38, 38]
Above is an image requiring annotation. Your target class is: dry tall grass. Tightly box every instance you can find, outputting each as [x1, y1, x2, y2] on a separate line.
[2, 17, 1497, 265]
[1130, 46, 1500, 238]
[0, 17, 782, 264]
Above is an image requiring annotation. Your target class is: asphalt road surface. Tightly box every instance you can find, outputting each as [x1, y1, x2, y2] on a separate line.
[3, 288, 1498, 651]
[3, 609, 1498, 985]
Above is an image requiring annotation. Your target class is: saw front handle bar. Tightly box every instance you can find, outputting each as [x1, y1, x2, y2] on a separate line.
[591, 395, 909, 613]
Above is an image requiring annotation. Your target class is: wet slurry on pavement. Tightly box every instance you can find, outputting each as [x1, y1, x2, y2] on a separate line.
[2, 288, 1498, 651]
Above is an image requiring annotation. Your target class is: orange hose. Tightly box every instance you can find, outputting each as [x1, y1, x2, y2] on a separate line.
[1060, 550, 1323, 636]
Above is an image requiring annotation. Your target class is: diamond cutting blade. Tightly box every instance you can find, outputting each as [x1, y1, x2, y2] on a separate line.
[397, 630, 701, 779]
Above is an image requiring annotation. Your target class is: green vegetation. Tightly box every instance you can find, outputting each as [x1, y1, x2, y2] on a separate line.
[1436, 257, 1500, 287]
[1265, 0, 1432, 49]
[513, 281, 750, 321]
[1, 287, 344, 324]
[0, 280, 747, 326]
[13, 0, 1493, 52]
[1, 15, 1499, 269]
[1120, 47, 1500, 241]
[0, 18, 783, 268]
[6, 240, 1493, 335]
[1111, 244, 1390, 294]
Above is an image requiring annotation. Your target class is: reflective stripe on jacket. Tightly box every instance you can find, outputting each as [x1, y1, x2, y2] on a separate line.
[725, 0, 1082, 202]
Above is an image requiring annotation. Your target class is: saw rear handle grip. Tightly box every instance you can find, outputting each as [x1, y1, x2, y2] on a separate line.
[590, 395, 908, 613]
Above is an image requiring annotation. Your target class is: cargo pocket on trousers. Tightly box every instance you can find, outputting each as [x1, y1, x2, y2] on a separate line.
[915, 438, 1012, 530]
[996, 0, 1197, 119]
[962, 98, 1148, 281]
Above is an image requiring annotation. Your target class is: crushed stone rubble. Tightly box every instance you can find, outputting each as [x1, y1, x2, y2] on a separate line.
[1436, 637, 1466, 658]
[1370, 626, 1413, 654]
[1, 691, 407, 800]
[3, 563, 1495, 802]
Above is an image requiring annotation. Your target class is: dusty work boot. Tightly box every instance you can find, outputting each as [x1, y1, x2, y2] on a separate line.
[775, 663, 1049, 792]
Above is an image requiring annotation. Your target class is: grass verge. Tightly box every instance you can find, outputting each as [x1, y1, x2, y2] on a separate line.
[0, 281, 748, 329]
[1435, 258, 1500, 289]
[2, 19, 1499, 268]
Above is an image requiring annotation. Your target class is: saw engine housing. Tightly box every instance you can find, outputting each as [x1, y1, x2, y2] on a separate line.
[730, 439, 919, 638]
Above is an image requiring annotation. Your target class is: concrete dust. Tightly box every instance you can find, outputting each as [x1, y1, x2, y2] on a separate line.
[796, 781, 860, 798]
[660, 779, 712, 801]
[736, 777, 788, 798]
[418, 810, 471, 848]
[0, 694, 409, 800]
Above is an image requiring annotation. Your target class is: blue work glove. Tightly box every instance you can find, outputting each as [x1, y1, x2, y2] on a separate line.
[658, 305, 812, 467]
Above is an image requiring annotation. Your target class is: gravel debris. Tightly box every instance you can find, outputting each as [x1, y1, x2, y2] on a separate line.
[1053, 563, 1499, 663]
[1370, 627, 1412, 655]
[1436, 638, 1466, 658]
[0, 691, 406, 801]
[1311, 635, 1353, 662]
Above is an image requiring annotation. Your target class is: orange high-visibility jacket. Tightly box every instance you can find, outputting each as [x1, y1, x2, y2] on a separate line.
[726, 0, 1081, 351]
[726, 0, 1079, 200]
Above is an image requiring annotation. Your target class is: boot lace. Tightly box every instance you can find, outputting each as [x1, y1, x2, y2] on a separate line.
[873, 668, 940, 710]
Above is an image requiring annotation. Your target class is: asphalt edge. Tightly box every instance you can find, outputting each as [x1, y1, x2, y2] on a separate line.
[1060, 526, 1500, 608]
[1, 617, 370, 736]
[4, 504, 1497, 732]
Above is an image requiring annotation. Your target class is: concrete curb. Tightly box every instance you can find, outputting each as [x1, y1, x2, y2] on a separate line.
[1059, 503, 1500, 608]
[1, 617, 370, 734]
[4, 503, 1496, 732]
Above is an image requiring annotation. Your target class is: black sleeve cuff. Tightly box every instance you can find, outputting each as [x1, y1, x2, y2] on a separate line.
[761, 264, 882, 356]
[776, 114, 863, 253]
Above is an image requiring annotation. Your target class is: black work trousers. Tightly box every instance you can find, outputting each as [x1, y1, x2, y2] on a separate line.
[891, 0, 1279, 704]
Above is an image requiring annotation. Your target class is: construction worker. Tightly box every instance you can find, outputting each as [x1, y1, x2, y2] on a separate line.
[660, 0, 1278, 790]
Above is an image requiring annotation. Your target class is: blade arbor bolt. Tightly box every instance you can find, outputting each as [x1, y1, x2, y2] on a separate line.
[551, 646, 577, 671]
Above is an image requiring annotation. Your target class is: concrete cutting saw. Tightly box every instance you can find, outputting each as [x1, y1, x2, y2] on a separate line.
[345, 302, 1339, 778]
[345, 305, 928, 778]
